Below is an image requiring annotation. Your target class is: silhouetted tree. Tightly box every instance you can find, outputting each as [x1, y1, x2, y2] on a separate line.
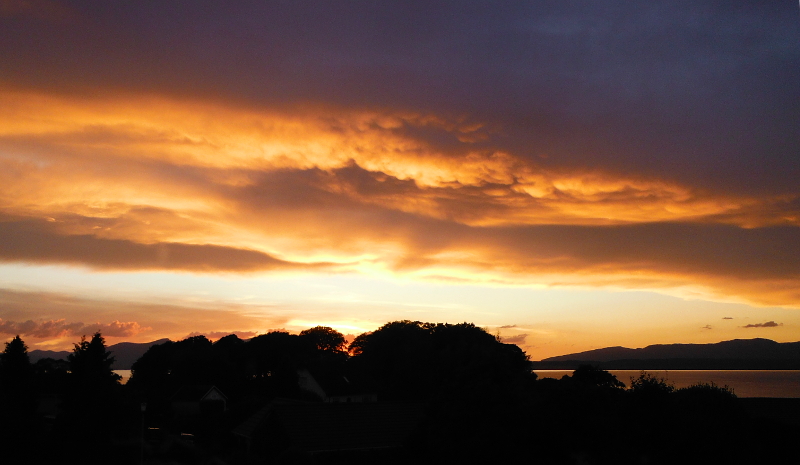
[0, 334, 35, 402]
[0, 335, 37, 453]
[673, 381, 739, 421]
[33, 357, 70, 395]
[628, 371, 674, 398]
[300, 326, 347, 354]
[214, 333, 245, 356]
[129, 335, 232, 395]
[1, 335, 33, 380]
[570, 364, 626, 391]
[675, 381, 735, 400]
[68, 332, 121, 386]
[212, 333, 247, 387]
[350, 322, 535, 462]
[169, 335, 216, 384]
[245, 331, 305, 396]
[350, 320, 531, 401]
[56, 332, 123, 460]
[128, 340, 175, 392]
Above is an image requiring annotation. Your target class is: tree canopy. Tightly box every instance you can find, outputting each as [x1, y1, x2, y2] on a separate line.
[1, 335, 32, 380]
[68, 332, 121, 385]
[349, 320, 532, 401]
[300, 326, 347, 354]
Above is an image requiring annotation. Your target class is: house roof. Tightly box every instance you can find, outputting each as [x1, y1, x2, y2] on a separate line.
[170, 385, 228, 402]
[231, 398, 303, 439]
[304, 366, 377, 397]
[233, 400, 427, 453]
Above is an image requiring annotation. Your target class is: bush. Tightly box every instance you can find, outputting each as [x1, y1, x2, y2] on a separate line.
[628, 371, 674, 397]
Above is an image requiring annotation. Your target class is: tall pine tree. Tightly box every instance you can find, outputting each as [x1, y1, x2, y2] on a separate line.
[0, 335, 36, 454]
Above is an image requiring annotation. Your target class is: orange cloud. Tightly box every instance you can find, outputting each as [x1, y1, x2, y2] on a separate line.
[3, 88, 781, 228]
[0, 318, 147, 338]
[0, 215, 335, 272]
[0, 288, 292, 350]
[1, 88, 799, 309]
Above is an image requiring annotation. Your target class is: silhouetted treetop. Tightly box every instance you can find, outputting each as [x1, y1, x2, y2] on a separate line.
[349, 321, 532, 401]
[128, 340, 174, 389]
[628, 371, 674, 397]
[214, 333, 245, 351]
[570, 364, 626, 390]
[300, 326, 347, 354]
[68, 332, 121, 385]
[1, 335, 32, 380]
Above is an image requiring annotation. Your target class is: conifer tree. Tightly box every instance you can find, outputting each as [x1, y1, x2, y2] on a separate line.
[1, 335, 32, 381]
[68, 332, 121, 385]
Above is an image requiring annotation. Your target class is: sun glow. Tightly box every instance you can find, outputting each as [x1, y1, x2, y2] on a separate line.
[0, 88, 798, 312]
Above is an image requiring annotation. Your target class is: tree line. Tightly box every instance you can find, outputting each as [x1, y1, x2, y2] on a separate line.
[0, 322, 797, 464]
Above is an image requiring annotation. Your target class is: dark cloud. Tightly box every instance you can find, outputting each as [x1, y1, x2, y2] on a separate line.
[1, 1, 797, 194]
[499, 324, 517, 329]
[4, 171, 800, 306]
[0, 215, 334, 272]
[743, 321, 782, 328]
[479, 223, 800, 281]
[702, 325, 712, 330]
[221, 165, 800, 288]
[723, 317, 733, 320]
[0, 1, 799, 313]
[501, 333, 528, 345]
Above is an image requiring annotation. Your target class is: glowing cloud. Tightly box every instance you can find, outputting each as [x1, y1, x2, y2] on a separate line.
[0, 89, 798, 309]
[0, 318, 147, 338]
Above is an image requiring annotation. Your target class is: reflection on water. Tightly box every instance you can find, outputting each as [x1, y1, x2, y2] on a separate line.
[533, 370, 800, 398]
[113, 369, 132, 384]
[115, 368, 798, 397]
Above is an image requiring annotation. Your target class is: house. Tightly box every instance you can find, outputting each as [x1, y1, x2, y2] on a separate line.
[232, 399, 426, 462]
[297, 368, 378, 403]
[170, 385, 228, 416]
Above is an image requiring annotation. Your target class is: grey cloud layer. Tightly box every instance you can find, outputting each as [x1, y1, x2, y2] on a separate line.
[0, 215, 333, 272]
[1, 1, 798, 310]
[1, 159, 799, 306]
[743, 321, 782, 328]
[1, 1, 797, 194]
[0, 318, 144, 338]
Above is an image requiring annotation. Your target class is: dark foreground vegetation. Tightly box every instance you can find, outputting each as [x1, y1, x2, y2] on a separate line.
[1, 322, 797, 464]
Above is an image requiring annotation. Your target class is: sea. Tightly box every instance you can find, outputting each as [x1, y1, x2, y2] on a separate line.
[534, 370, 800, 398]
[114, 369, 800, 398]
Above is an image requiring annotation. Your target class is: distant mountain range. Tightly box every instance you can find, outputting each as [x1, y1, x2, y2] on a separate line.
[533, 338, 800, 370]
[29, 338, 170, 370]
[28, 337, 800, 371]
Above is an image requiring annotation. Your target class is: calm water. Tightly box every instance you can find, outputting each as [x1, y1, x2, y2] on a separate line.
[534, 370, 800, 398]
[114, 369, 800, 397]
[114, 369, 132, 384]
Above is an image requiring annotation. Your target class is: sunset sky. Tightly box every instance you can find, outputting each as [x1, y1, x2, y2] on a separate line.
[1, 1, 799, 359]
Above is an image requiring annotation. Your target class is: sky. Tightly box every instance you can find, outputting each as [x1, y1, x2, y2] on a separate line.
[0, 1, 799, 359]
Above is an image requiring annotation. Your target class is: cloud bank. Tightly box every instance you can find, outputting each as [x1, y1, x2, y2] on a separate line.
[0, 318, 147, 338]
[0, 90, 797, 308]
[0, 1, 798, 343]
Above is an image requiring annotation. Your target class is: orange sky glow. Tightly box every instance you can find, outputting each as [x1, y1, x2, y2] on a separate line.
[1, 2, 798, 359]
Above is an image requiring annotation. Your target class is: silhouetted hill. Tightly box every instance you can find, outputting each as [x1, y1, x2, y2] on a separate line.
[29, 338, 171, 369]
[28, 349, 71, 363]
[534, 338, 800, 369]
[107, 339, 171, 369]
